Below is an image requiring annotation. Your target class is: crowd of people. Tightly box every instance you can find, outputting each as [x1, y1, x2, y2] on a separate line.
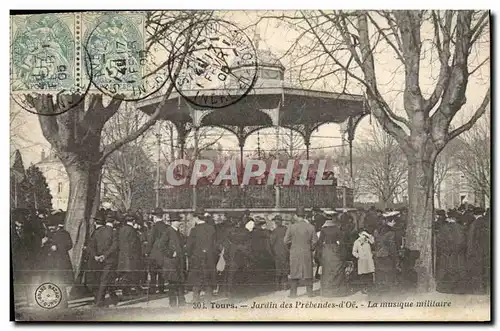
[11, 203, 490, 309]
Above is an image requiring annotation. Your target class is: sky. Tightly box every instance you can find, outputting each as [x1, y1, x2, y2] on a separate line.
[10, 10, 490, 166]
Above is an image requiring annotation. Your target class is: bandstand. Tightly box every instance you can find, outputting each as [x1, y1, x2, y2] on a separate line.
[136, 48, 368, 213]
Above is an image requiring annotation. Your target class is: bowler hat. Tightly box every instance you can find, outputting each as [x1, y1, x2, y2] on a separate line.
[47, 212, 65, 226]
[255, 217, 267, 225]
[193, 207, 205, 218]
[472, 207, 484, 216]
[151, 207, 165, 216]
[447, 209, 460, 219]
[295, 206, 306, 217]
[93, 210, 106, 225]
[169, 212, 181, 221]
[124, 212, 136, 222]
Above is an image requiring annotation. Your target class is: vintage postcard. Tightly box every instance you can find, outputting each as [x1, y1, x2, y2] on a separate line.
[10, 10, 491, 321]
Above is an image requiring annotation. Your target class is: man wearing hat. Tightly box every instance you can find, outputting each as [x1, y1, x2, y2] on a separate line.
[465, 206, 490, 294]
[116, 212, 143, 297]
[284, 206, 318, 298]
[270, 215, 289, 291]
[145, 207, 169, 294]
[163, 212, 187, 307]
[39, 212, 74, 308]
[186, 207, 217, 303]
[250, 216, 274, 292]
[373, 212, 400, 295]
[87, 210, 119, 306]
[311, 208, 326, 233]
[435, 209, 467, 294]
[12, 208, 40, 307]
[223, 212, 252, 298]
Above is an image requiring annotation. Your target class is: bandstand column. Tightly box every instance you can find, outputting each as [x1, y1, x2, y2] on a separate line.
[192, 125, 199, 210]
[190, 107, 214, 210]
[239, 141, 245, 177]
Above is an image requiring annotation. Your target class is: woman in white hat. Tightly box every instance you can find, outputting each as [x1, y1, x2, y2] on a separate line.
[352, 228, 375, 294]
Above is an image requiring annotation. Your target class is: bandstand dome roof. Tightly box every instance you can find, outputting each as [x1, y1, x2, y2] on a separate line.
[137, 46, 368, 136]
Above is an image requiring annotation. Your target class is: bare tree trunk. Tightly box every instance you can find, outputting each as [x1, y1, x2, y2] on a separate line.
[64, 159, 102, 281]
[436, 185, 441, 209]
[406, 153, 435, 292]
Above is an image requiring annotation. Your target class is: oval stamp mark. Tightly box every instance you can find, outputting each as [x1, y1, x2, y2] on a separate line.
[168, 19, 258, 109]
[11, 13, 90, 116]
[35, 282, 62, 309]
[84, 13, 169, 101]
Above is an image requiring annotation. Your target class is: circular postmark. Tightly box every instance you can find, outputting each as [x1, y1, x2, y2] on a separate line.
[35, 282, 62, 309]
[168, 19, 258, 109]
[11, 13, 91, 116]
[84, 14, 169, 102]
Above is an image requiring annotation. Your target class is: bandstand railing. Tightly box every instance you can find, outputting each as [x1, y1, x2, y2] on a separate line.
[160, 185, 354, 211]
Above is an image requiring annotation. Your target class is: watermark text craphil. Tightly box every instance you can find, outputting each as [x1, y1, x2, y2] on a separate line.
[165, 159, 336, 186]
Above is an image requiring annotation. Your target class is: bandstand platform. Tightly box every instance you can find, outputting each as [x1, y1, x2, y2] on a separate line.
[158, 185, 354, 213]
[136, 47, 367, 213]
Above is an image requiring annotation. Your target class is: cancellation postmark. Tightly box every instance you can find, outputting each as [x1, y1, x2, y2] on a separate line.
[84, 12, 169, 101]
[169, 19, 258, 109]
[10, 13, 90, 115]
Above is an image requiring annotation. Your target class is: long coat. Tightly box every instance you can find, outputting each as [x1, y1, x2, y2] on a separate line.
[270, 225, 289, 276]
[87, 225, 118, 266]
[436, 221, 467, 294]
[117, 224, 143, 274]
[466, 215, 490, 294]
[352, 236, 375, 275]
[162, 226, 187, 283]
[146, 221, 169, 267]
[318, 224, 348, 297]
[12, 227, 40, 284]
[187, 222, 217, 287]
[250, 227, 275, 288]
[374, 225, 398, 293]
[41, 229, 74, 285]
[284, 220, 317, 280]
[86, 225, 118, 288]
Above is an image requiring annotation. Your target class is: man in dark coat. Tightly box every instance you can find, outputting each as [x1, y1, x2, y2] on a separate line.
[311, 208, 326, 233]
[435, 210, 467, 294]
[40, 212, 74, 308]
[270, 215, 289, 290]
[164, 213, 187, 307]
[145, 207, 168, 294]
[284, 207, 318, 298]
[465, 207, 490, 294]
[187, 209, 217, 303]
[250, 217, 275, 293]
[116, 212, 143, 296]
[223, 214, 252, 298]
[87, 211, 119, 307]
[12, 208, 43, 307]
[373, 214, 399, 296]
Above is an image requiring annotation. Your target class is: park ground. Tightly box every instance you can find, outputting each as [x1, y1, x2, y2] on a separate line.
[14, 281, 490, 322]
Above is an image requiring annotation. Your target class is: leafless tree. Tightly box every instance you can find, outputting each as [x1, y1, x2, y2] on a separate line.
[433, 138, 462, 209]
[354, 123, 407, 209]
[454, 109, 490, 207]
[100, 104, 156, 211]
[266, 10, 490, 290]
[25, 11, 213, 279]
